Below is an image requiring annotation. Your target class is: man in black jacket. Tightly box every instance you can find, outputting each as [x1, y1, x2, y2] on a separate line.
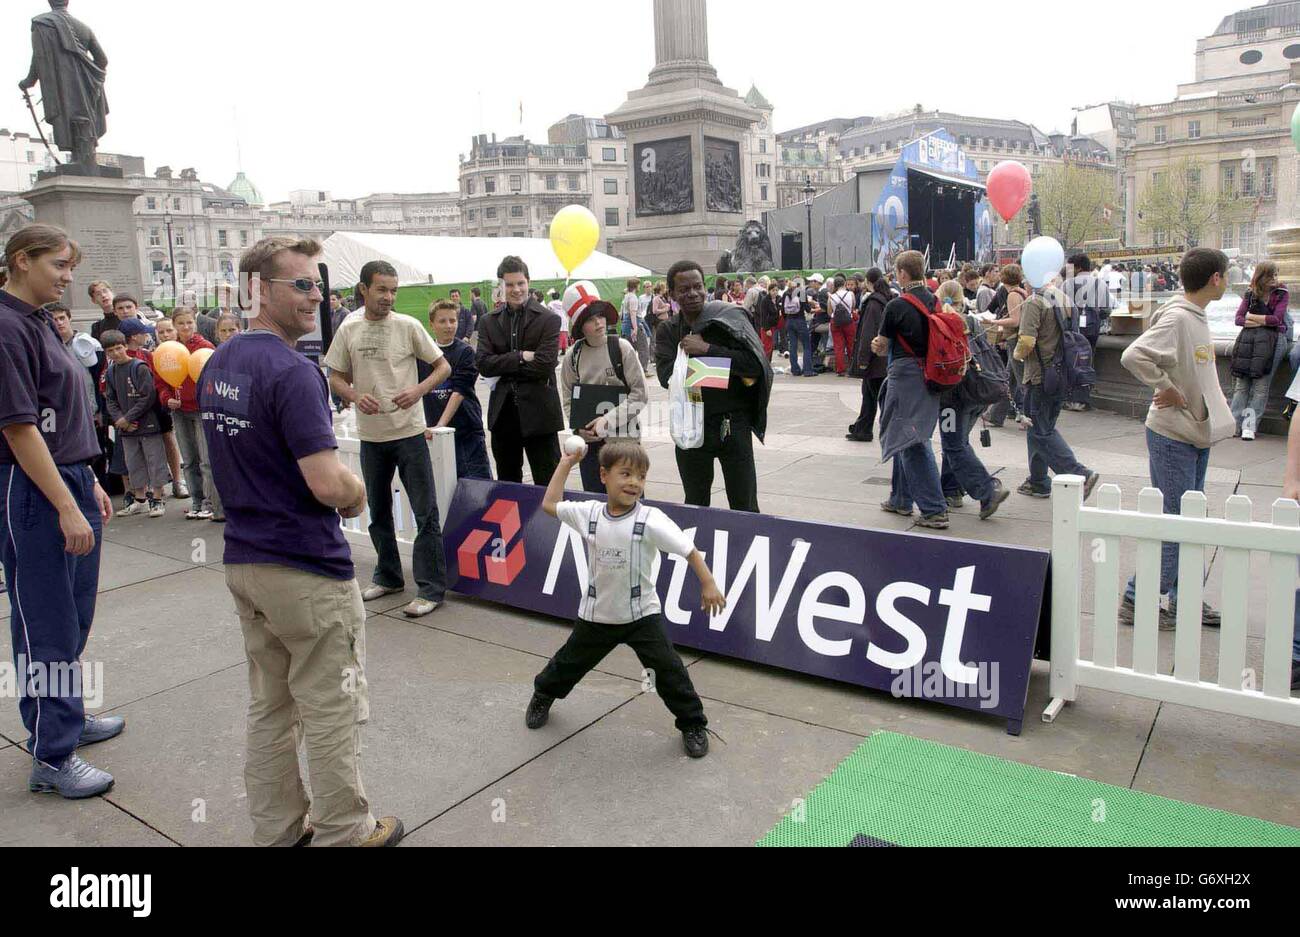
[476, 256, 563, 484]
[654, 260, 771, 513]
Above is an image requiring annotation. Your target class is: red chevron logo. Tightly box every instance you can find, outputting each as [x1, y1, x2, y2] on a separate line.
[457, 499, 526, 586]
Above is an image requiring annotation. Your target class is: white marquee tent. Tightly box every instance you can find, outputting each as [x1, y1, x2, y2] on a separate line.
[321, 232, 653, 287]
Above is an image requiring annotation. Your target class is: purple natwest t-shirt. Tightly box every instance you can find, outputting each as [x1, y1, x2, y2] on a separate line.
[199, 330, 353, 580]
[0, 289, 99, 466]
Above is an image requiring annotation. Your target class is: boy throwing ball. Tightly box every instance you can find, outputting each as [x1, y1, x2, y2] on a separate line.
[526, 439, 726, 758]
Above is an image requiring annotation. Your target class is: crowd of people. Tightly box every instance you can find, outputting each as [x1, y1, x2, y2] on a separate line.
[1, 220, 1297, 848]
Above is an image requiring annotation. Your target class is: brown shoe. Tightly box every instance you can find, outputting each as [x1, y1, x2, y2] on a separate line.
[358, 816, 405, 848]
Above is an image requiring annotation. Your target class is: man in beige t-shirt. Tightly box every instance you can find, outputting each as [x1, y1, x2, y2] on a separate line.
[325, 262, 451, 618]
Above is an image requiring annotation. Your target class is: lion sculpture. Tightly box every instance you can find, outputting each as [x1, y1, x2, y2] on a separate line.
[718, 221, 775, 274]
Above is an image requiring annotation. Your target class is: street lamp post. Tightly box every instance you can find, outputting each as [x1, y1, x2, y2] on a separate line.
[803, 174, 816, 269]
[163, 210, 178, 302]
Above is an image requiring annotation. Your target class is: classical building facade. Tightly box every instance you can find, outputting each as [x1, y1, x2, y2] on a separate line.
[775, 118, 859, 207]
[1125, 1, 1300, 254]
[0, 130, 63, 192]
[458, 133, 601, 246]
[547, 115, 630, 250]
[741, 86, 777, 219]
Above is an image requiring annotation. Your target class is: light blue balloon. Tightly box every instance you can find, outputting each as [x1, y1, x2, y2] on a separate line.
[1021, 236, 1065, 289]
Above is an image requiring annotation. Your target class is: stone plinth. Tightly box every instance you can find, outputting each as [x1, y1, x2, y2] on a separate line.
[1266, 222, 1300, 285]
[605, 0, 759, 273]
[26, 173, 144, 327]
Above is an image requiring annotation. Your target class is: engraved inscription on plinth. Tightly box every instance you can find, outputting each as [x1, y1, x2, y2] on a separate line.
[78, 227, 137, 296]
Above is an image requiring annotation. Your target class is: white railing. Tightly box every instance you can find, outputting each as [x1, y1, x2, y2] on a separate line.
[334, 425, 457, 558]
[1046, 476, 1300, 728]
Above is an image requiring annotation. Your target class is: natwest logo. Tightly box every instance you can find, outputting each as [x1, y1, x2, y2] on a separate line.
[457, 499, 526, 585]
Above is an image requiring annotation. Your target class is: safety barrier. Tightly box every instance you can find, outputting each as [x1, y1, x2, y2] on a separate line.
[1045, 475, 1300, 728]
[335, 427, 457, 558]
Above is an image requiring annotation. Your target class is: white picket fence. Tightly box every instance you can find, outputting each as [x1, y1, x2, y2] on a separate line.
[1046, 475, 1300, 728]
[334, 423, 458, 558]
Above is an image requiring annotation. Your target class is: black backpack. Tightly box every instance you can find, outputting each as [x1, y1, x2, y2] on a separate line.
[830, 291, 855, 328]
[957, 316, 1010, 407]
[1035, 295, 1097, 398]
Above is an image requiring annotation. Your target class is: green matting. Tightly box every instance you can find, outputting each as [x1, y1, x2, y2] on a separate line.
[759, 732, 1300, 848]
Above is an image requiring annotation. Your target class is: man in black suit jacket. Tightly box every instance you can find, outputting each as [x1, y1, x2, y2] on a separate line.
[476, 256, 563, 484]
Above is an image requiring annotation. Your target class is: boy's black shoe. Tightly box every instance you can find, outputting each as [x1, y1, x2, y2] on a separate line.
[1292, 661, 1300, 692]
[682, 726, 710, 759]
[525, 692, 553, 730]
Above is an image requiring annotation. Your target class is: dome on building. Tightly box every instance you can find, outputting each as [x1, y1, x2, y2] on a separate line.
[227, 171, 263, 207]
[744, 84, 773, 111]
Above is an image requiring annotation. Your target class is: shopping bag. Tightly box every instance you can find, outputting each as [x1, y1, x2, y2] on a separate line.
[669, 347, 705, 450]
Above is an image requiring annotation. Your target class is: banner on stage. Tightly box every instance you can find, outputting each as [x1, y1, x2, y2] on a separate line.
[443, 480, 1050, 733]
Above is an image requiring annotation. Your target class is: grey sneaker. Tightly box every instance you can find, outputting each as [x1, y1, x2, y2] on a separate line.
[79, 714, 126, 748]
[362, 584, 403, 602]
[148, 499, 165, 519]
[402, 598, 440, 619]
[122, 500, 149, 517]
[29, 754, 114, 799]
[1082, 472, 1102, 502]
[945, 494, 965, 510]
[880, 500, 914, 518]
[1118, 597, 1176, 631]
[980, 481, 1011, 521]
[916, 513, 950, 530]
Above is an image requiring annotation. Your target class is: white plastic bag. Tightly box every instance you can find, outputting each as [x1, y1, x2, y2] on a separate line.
[668, 348, 705, 450]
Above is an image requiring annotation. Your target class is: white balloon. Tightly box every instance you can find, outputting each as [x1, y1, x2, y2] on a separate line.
[1021, 236, 1065, 289]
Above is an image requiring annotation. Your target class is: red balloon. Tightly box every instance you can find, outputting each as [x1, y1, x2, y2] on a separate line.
[987, 161, 1032, 222]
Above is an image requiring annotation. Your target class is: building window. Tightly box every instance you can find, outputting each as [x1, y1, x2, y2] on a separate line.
[602, 147, 617, 162]
[173, 198, 182, 211]
[1241, 222, 1259, 255]
[603, 178, 618, 195]
[1240, 49, 1263, 65]
[1222, 225, 1235, 249]
[1221, 163, 1236, 196]
[485, 178, 496, 194]
[760, 138, 767, 154]
[510, 205, 524, 218]
[26, 151, 35, 163]
[509, 175, 522, 192]
[151, 259, 165, 278]
[1154, 125, 1167, 144]
[221, 259, 234, 277]
[1187, 168, 1201, 196]
[1187, 120, 1201, 139]
[175, 230, 186, 247]
[1262, 158, 1276, 197]
[240, 230, 249, 247]
[567, 173, 581, 191]
[467, 179, 476, 195]
[605, 208, 619, 227]
[218, 230, 228, 247]
[146, 196, 157, 210]
[1242, 164, 1256, 196]
[546, 173, 557, 191]
[1154, 229, 1167, 247]
[485, 207, 497, 219]
[148, 227, 161, 248]
[761, 184, 768, 201]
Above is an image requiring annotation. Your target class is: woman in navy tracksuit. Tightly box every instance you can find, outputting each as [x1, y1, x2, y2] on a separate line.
[0, 224, 122, 799]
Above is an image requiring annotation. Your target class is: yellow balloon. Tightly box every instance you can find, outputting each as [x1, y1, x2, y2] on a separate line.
[550, 205, 600, 275]
[153, 341, 192, 389]
[188, 347, 214, 383]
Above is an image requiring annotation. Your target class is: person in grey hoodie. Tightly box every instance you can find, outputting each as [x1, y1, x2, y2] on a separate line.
[1119, 248, 1236, 629]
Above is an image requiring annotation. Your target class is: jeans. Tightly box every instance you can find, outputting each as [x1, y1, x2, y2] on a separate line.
[940, 402, 996, 504]
[1023, 385, 1088, 491]
[786, 317, 814, 376]
[359, 434, 447, 603]
[889, 441, 948, 517]
[1124, 429, 1210, 605]
[174, 410, 218, 513]
[1230, 333, 1287, 434]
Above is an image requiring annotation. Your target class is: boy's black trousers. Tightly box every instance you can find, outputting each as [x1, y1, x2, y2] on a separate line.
[534, 614, 707, 730]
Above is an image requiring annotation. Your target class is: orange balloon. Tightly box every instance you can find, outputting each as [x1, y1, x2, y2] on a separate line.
[153, 341, 192, 389]
[188, 347, 214, 383]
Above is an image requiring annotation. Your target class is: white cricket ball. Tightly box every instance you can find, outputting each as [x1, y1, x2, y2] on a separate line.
[564, 436, 588, 459]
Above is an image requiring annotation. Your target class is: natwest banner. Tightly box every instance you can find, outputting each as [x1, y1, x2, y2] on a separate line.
[443, 481, 1049, 734]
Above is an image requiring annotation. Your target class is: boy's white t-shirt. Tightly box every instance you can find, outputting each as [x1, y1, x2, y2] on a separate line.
[555, 500, 696, 625]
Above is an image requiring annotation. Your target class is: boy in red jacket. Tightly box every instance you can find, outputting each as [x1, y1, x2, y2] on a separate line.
[160, 309, 220, 521]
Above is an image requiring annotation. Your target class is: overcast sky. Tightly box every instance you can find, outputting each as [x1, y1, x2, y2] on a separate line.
[0, 0, 1244, 202]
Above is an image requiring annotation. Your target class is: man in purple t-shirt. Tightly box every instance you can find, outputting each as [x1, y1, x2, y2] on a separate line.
[200, 236, 404, 849]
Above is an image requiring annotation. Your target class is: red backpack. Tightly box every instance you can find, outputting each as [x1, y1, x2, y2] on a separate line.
[896, 293, 970, 392]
